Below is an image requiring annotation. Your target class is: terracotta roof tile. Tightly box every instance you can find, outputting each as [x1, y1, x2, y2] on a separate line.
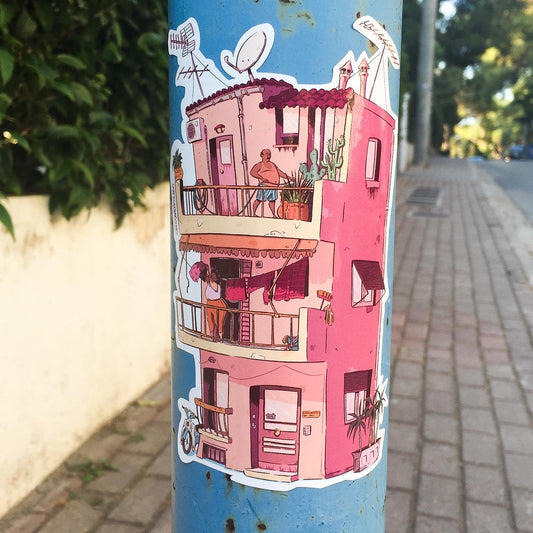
[260, 87, 354, 110]
[185, 78, 293, 114]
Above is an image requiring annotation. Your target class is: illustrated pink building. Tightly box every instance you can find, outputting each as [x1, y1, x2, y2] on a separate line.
[174, 62, 395, 482]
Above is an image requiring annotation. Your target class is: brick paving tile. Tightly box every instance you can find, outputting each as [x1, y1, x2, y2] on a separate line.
[4, 513, 48, 533]
[108, 477, 171, 525]
[458, 384, 491, 409]
[123, 422, 170, 456]
[420, 442, 460, 478]
[460, 407, 497, 435]
[457, 368, 485, 387]
[394, 361, 424, 380]
[416, 474, 461, 520]
[148, 504, 172, 533]
[466, 502, 514, 533]
[391, 376, 423, 398]
[87, 452, 152, 493]
[487, 364, 516, 380]
[385, 489, 411, 533]
[388, 422, 419, 454]
[462, 431, 500, 465]
[414, 514, 460, 533]
[511, 488, 533, 532]
[504, 453, 533, 490]
[425, 356, 453, 373]
[389, 396, 422, 424]
[494, 399, 531, 426]
[464, 464, 506, 504]
[423, 413, 458, 444]
[39, 500, 104, 533]
[425, 390, 455, 415]
[500, 424, 533, 453]
[387, 451, 417, 491]
[483, 348, 511, 364]
[489, 379, 524, 402]
[425, 372, 454, 393]
[146, 444, 172, 477]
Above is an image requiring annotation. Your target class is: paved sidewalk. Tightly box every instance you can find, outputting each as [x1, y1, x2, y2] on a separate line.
[387, 158, 533, 532]
[0, 377, 173, 533]
[1, 157, 532, 532]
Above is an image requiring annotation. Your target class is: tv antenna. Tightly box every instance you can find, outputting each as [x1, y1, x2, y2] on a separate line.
[224, 31, 267, 82]
[169, 22, 209, 98]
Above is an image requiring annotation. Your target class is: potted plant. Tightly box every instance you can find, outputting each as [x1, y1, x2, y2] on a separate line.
[173, 149, 183, 181]
[347, 387, 385, 473]
[277, 171, 313, 221]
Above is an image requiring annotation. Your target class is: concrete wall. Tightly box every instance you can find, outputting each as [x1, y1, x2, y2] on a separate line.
[0, 184, 171, 517]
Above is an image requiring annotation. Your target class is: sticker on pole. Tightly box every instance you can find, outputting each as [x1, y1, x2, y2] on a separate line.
[169, 15, 398, 491]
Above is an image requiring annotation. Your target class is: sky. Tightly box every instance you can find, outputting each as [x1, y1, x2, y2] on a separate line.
[440, 0, 457, 18]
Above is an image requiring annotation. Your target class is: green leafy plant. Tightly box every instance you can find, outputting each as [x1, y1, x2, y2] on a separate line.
[280, 171, 313, 205]
[70, 458, 118, 483]
[0, 1, 168, 234]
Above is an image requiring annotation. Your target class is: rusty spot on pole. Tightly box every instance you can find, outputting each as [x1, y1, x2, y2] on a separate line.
[257, 522, 267, 530]
[225, 518, 236, 532]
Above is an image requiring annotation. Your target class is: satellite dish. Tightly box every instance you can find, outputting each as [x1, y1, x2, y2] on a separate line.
[224, 31, 267, 81]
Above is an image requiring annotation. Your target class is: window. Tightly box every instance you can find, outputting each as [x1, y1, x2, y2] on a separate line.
[344, 370, 372, 423]
[203, 368, 229, 408]
[365, 138, 381, 182]
[264, 389, 299, 432]
[219, 139, 233, 165]
[352, 260, 385, 307]
[276, 108, 300, 146]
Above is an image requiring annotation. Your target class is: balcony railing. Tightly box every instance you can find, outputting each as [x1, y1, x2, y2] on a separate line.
[194, 397, 233, 442]
[179, 183, 314, 220]
[176, 296, 299, 350]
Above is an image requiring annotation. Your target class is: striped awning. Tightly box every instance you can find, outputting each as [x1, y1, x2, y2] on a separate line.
[179, 234, 318, 259]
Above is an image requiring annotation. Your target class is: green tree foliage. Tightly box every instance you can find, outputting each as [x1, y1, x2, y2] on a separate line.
[0, 0, 168, 236]
[434, 0, 533, 156]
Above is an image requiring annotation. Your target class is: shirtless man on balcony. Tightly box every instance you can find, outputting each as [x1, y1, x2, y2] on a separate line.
[250, 149, 290, 217]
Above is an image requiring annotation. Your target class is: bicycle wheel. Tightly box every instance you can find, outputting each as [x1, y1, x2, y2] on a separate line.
[181, 427, 193, 454]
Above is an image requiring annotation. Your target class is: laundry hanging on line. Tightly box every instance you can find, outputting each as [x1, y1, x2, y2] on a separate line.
[225, 258, 309, 304]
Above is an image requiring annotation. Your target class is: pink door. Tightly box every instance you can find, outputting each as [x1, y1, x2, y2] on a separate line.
[252, 386, 301, 473]
[210, 135, 238, 215]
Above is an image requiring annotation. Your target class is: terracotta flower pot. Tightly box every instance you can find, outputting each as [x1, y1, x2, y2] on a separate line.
[278, 201, 309, 221]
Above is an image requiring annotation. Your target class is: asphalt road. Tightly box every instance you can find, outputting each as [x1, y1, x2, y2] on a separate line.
[476, 159, 533, 225]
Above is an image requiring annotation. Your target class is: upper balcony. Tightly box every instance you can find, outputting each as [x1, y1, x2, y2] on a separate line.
[173, 179, 325, 241]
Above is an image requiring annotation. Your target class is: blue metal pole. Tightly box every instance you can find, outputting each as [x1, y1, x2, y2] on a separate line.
[169, 2, 402, 531]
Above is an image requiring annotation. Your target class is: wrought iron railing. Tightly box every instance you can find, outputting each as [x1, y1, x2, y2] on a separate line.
[175, 296, 299, 350]
[179, 183, 314, 220]
[194, 397, 233, 441]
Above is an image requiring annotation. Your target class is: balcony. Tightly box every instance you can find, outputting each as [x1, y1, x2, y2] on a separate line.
[194, 397, 233, 444]
[174, 180, 324, 240]
[175, 296, 309, 362]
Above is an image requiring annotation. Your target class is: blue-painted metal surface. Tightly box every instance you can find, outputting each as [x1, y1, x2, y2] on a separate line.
[169, 2, 402, 531]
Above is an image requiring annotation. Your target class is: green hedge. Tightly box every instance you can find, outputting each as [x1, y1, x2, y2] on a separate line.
[0, 1, 168, 238]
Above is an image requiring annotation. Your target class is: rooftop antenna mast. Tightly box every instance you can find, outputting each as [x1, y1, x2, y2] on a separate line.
[169, 22, 208, 98]
[224, 31, 267, 82]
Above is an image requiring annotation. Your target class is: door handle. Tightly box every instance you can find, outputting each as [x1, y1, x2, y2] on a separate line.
[274, 429, 281, 437]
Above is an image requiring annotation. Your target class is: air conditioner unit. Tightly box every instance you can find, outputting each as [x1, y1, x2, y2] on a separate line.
[186, 118, 204, 143]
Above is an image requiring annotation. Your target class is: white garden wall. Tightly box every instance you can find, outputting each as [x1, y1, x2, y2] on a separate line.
[0, 184, 171, 517]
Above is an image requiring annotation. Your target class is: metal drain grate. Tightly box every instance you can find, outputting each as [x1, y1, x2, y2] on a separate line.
[411, 211, 449, 218]
[407, 186, 441, 207]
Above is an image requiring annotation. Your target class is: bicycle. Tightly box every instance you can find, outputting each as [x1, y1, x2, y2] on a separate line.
[180, 406, 200, 455]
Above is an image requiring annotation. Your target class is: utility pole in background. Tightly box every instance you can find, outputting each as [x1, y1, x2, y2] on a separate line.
[414, 0, 439, 166]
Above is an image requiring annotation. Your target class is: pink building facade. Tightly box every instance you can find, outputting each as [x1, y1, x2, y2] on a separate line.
[173, 68, 395, 483]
